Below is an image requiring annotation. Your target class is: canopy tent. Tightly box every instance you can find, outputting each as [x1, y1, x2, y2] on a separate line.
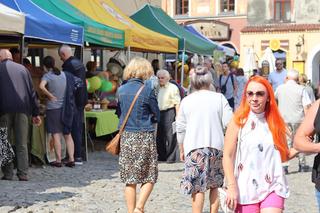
[184, 25, 235, 56]
[67, 0, 178, 53]
[131, 4, 216, 56]
[0, 3, 25, 34]
[2, 0, 84, 46]
[31, 0, 124, 48]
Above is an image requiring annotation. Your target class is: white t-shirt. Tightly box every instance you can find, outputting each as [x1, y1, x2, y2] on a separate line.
[237, 111, 289, 204]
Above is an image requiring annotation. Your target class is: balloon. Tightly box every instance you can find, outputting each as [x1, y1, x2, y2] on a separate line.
[233, 55, 239, 61]
[88, 86, 95, 93]
[86, 81, 91, 91]
[230, 61, 239, 69]
[88, 76, 101, 91]
[100, 80, 113, 92]
[178, 53, 189, 62]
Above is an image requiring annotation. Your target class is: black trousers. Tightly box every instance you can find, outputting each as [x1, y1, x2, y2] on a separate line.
[72, 107, 84, 159]
[156, 108, 179, 162]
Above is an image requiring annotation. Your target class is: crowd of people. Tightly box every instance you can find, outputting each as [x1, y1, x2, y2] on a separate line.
[0, 46, 319, 213]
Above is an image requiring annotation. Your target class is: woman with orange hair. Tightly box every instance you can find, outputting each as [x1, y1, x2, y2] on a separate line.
[223, 76, 298, 213]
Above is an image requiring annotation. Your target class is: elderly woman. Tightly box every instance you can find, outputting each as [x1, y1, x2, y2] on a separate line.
[156, 69, 181, 163]
[117, 57, 160, 213]
[223, 76, 298, 213]
[176, 66, 233, 213]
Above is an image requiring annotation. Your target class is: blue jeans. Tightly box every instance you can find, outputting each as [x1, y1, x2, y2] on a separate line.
[315, 188, 320, 212]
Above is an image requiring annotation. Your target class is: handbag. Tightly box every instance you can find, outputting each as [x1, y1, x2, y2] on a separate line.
[218, 125, 243, 213]
[105, 85, 145, 155]
[0, 124, 15, 167]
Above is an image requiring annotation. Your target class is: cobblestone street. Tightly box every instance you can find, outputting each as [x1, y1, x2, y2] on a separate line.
[0, 152, 317, 213]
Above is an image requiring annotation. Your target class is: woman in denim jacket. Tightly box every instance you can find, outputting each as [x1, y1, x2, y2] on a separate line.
[117, 57, 160, 213]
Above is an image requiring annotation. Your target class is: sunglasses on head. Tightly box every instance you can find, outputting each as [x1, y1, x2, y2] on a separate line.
[246, 91, 266, 98]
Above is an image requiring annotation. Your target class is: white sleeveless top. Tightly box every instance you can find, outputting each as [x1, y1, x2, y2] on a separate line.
[236, 111, 289, 204]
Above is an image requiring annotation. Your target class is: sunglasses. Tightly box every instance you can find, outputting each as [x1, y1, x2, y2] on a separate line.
[246, 91, 266, 98]
[276, 63, 283, 65]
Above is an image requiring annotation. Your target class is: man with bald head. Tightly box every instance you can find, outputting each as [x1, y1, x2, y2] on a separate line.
[58, 45, 87, 165]
[0, 49, 41, 181]
[275, 69, 312, 174]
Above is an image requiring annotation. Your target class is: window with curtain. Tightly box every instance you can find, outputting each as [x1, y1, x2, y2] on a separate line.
[176, 0, 189, 15]
[220, 0, 235, 13]
[274, 0, 291, 22]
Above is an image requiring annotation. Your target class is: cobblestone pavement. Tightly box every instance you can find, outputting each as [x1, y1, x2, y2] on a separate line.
[0, 152, 317, 213]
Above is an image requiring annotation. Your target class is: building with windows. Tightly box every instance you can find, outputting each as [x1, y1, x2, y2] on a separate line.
[161, 0, 248, 53]
[240, 0, 320, 85]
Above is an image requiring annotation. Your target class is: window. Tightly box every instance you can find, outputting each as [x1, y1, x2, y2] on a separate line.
[274, 0, 291, 22]
[175, 0, 189, 15]
[220, 0, 235, 13]
[91, 49, 103, 71]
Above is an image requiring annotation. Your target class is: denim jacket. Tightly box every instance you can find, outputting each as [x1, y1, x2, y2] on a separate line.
[117, 78, 160, 132]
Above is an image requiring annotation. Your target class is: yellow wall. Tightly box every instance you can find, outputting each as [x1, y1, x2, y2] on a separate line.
[240, 31, 320, 74]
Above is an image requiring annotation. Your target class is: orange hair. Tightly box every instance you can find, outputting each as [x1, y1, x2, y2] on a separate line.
[233, 76, 289, 162]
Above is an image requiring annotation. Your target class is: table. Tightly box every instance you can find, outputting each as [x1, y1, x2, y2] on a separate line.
[85, 110, 119, 137]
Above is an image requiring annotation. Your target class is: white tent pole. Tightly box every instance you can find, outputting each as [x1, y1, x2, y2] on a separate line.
[175, 53, 178, 81]
[180, 39, 186, 87]
[128, 46, 131, 61]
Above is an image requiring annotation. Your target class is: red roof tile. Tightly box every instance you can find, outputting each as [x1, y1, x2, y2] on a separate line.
[241, 23, 320, 33]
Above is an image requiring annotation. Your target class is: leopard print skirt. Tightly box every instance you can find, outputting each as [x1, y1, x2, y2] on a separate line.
[119, 131, 158, 184]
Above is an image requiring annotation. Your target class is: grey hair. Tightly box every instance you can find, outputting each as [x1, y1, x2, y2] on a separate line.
[58, 44, 72, 55]
[157, 69, 170, 79]
[190, 66, 213, 90]
[287, 69, 299, 81]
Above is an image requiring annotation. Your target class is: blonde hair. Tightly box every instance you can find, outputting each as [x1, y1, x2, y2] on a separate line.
[123, 57, 153, 80]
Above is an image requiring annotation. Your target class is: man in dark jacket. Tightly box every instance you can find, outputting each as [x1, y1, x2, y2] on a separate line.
[58, 45, 87, 165]
[0, 49, 41, 181]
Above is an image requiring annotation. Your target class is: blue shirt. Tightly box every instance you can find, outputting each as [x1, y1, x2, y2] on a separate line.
[268, 69, 287, 91]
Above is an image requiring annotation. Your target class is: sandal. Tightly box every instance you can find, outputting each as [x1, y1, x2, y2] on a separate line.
[133, 207, 144, 213]
[49, 161, 62, 167]
[65, 161, 75, 168]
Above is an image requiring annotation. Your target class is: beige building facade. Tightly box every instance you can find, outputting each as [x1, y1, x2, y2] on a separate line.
[241, 0, 320, 85]
[161, 0, 248, 53]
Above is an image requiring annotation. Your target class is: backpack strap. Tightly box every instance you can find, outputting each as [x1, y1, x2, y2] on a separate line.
[230, 74, 235, 90]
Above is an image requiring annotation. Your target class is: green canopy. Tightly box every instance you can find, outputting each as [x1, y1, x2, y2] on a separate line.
[32, 0, 124, 48]
[131, 5, 216, 55]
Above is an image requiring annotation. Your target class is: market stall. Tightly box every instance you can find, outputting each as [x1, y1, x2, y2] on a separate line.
[67, 0, 178, 54]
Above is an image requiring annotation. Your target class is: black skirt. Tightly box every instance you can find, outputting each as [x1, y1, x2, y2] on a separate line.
[46, 108, 63, 134]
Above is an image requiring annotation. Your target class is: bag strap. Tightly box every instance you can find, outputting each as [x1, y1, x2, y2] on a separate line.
[118, 85, 145, 134]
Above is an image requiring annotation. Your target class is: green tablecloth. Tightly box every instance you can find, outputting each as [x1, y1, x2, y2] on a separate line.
[85, 110, 119, 137]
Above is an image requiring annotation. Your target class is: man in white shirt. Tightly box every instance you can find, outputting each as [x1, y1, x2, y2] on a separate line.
[275, 69, 312, 173]
[268, 59, 287, 91]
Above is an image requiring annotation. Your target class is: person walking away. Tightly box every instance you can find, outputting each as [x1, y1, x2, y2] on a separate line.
[299, 73, 316, 103]
[268, 59, 287, 91]
[204, 57, 218, 90]
[156, 69, 181, 163]
[234, 68, 247, 109]
[117, 57, 160, 213]
[39, 56, 75, 167]
[294, 99, 320, 210]
[218, 62, 237, 110]
[58, 45, 87, 165]
[0, 49, 41, 181]
[275, 69, 312, 173]
[223, 76, 298, 212]
[176, 66, 233, 213]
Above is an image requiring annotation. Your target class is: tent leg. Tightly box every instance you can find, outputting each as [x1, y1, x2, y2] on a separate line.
[128, 46, 131, 61]
[175, 53, 178, 81]
[181, 51, 185, 88]
[19, 36, 24, 64]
